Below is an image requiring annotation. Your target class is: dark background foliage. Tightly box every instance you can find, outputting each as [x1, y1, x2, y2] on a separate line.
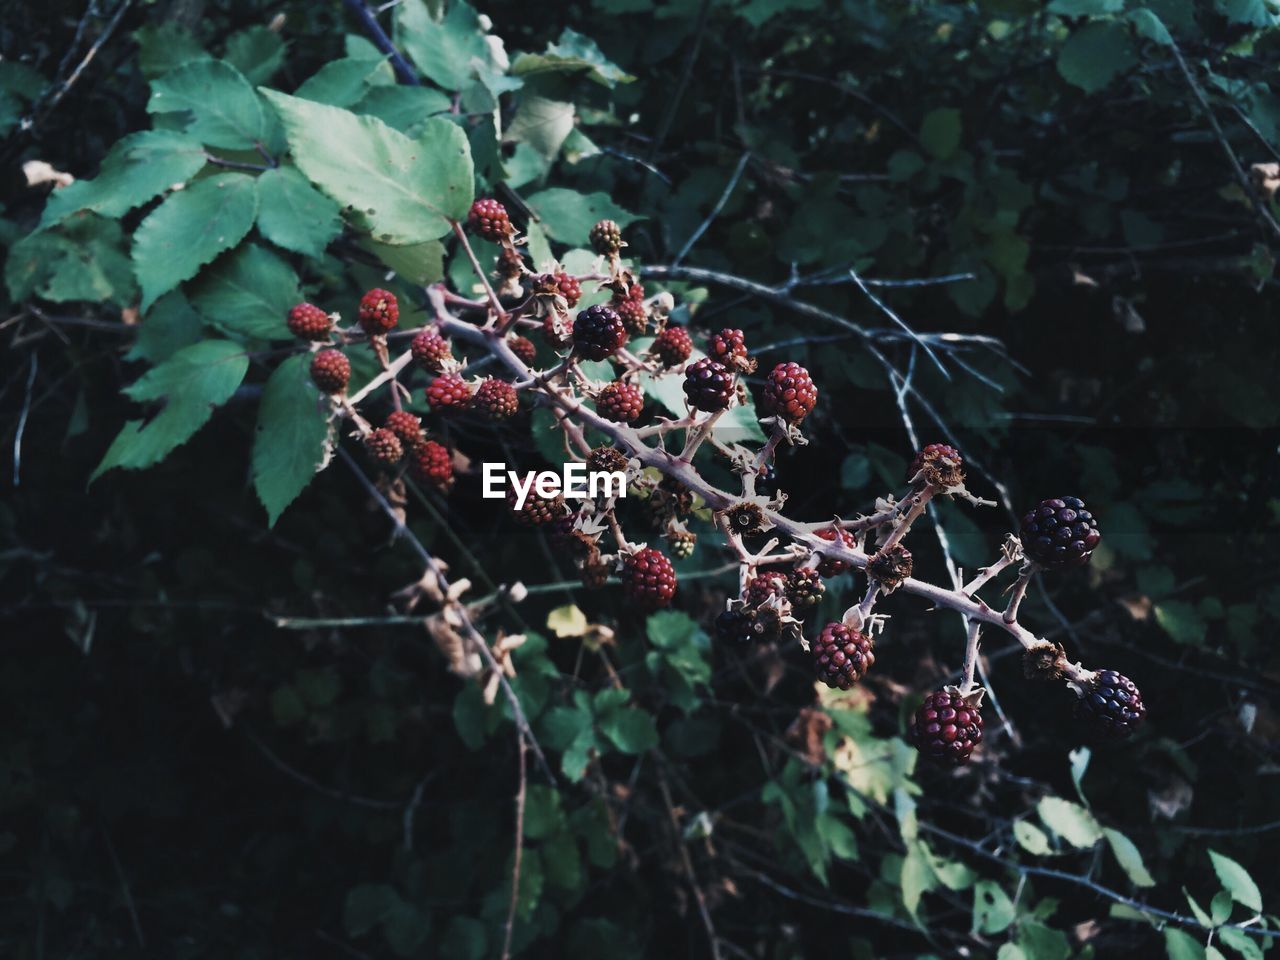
[1, 0, 1278, 958]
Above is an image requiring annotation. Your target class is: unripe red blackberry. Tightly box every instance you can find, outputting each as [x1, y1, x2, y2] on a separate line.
[909, 689, 984, 766]
[287, 302, 333, 341]
[411, 328, 453, 371]
[627, 280, 645, 302]
[475, 377, 519, 421]
[587, 445, 630, 476]
[1020, 497, 1101, 569]
[554, 272, 582, 308]
[597, 380, 644, 423]
[426, 373, 472, 413]
[507, 485, 567, 526]
[364, 427, 403, 465]
[613, 296, 647, 335]
[1074, 670, 1145, 740]
[358, 288, 399, 335]
[715, 608, 757, 644]
[310, 349, 350, 394]
[652, 326, 693, 367]
[383, 410, 424, 446]
[682, 358, 735, 412]
[508, 335, 537, 366]
[667, 529, 697, 559]
[813, 623, 876, 689]
[589, 219, 623, 256]
[409, 439, 453, 491]
[786, 569, 825, 611]
[708, 328, 748, 365]
[908, 443, 965, 487]
[761, 361, 817, 424]
[621, 547, 677, 609]
[468, 198, 513, 242]
[744, 571, 789, 607]
[814, 527, 857, 577]
[573, 304, 628, 360]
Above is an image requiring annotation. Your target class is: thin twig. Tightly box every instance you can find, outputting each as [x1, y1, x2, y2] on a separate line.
[673, 151, 751, 265]
[501, 735, 527, 960]
[340, 0, 420, 85]
[12, 352, 37, 486]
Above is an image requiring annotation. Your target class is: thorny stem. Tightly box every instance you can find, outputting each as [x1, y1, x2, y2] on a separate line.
[960, 620, 982, 695]
[879, 485, 935, 552]
[500, 734, 527, 960]
[1003, 568, 1033, 625]
[451, 220, 506, 318]
[963, 552, 1017, 596]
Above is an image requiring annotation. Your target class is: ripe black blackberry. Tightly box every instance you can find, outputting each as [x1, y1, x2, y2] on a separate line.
[868, 544, 913, 592]
[364, 428, 403, 465]
[409, 440, 453, 491]
[815, 527, 857, 577]
[507, 486, 567, 526]
[358, 288, 398, 335]
[287, 302, 332, 341]
[786, 570, 825, 611]
[468, 198, 513, 242]
[383, 410, 423, 446]
[475, 377, 519, 420]
[715, 608, 757, 644]
[909, 689, 984, 766]
[1074, 670, 1146, 740]
[908, 443, 965, 487]
[1020, 497, 1101, 568]
[426, 373, 472, 413]
[682, 358, 735, 412]
[589, 219, 623, 256]
[411, 328, 453, 371]
[597, 380, 644, 423]
[744, 571, 789, 607]
[508, 335, 537, 366]
[310, 349, 350, 394]
[621, 547, 676, 609]
[813, 623, 875, 689]
[652, 326, 693, 367]
[614, 296, 647, 335]
[572, 304, 628, 360]
[761, 361, 817, 424]
[587, 445, 631, 476]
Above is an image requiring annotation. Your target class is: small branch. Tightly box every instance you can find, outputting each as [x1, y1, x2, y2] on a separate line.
[673, 151, 751, 265]
[960, 620, 982, 695]
[341, 0, 421, 85]
[1003, 569, 1032, 625]
[451, 220, 505, 317]
[500, 735, 527, 960]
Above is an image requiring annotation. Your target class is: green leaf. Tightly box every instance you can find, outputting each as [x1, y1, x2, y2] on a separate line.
[1218, 927, 1265, 960]
[1155, 600, 1208, 646]
[396, 0, 493, 91]
[223, 26, 287, 85]
[132, 172, 258, 310]
[1128, 9, 1174, 46]
[1103, 828, 1156, 887]
[344, 884, 399, 937]
[92, 340, 249, 479]
[136, 24, 210, 79]
[1216, 0, 1277, 26]
[524, 188, 640, 244]
[1048, 0, 1124, 13]
[39, 130, 207, 229]
[1164, 928, 1206, 960]
[252, 354, 331, 525]
[295, 56, 394, 107]
[1057, 22, 1136, 93]
[255, 165, 343, 259]
[972, 880, 1016, 934]
[358, 237, 445, 285]
[511, 28, 634, 87]
[262, 91, 474, 244]
[1208, 850, 1262, 913]
[997, 946, 1028, 960]
[148, 60, 267, 149]
[188, 243, 301, 341]
[920, 108, 962, 160]
[1013, 819, 1054, 855]
[1037, 796, 1102, 848]
[1210, 890, 1234, 925]
[504, 96, 576, 159]
[522, 784, 567, 840]
[600, 708, 658, 755]
[900, 840, 937, 918]
[6, 215, 137, 306]
[126, 291, 205, 363]
[353, 84, 453, 133]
